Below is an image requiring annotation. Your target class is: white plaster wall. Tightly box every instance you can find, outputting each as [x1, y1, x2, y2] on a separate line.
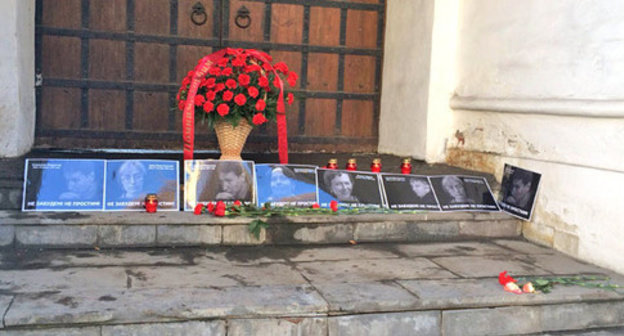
[449, 0, 624, 273]
[378, 0, 434, 159]
[0, 0, 35, 157]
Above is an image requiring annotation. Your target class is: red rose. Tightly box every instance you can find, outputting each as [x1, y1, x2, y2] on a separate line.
[238, 74, 250, 86]
[222, 90, 234, 101]
[287, 71, 298, 87]
[287, 92, 294, 105]
[193, 203, 204, 215]
[206, 91, 216, 101]
[330, 200, 338, 212]
[194, 94, 205, 106]
[206, 202, 215, 213]
[252, 113, 267, 125]
[215, 83, 226, 92]
[221, 67, 233, 76]
[274, 62, 289, 74]
[225, 79, 237, 89]
[217, 104, 230, 116]
[258, 76, 269, 88]
[247, 87, 259, 99]
[255, 99, 266, 112]
[233, 200, 241, 206]
[234, 94, 247, 106]
[312, 203, 320, 209]
[203, 101, 214, 113]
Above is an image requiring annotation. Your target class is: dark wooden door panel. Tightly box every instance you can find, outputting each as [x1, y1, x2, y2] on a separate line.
[35, 0, 385, 152]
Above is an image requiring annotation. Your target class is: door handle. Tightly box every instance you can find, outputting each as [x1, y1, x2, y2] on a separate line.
[191, 2, 208, 26]
[235, 6, 251, 29]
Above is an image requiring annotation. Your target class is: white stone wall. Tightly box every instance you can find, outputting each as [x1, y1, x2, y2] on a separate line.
[449, 0, 624, 274]
[0, 0, 35, 157]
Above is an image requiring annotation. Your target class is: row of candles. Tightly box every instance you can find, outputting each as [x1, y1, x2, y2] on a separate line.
[325, 158, 413, 174]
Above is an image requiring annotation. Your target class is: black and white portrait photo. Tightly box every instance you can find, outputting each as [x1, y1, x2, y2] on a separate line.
[498, 164, 542, 220]
[105, 160, 179, 211]
[429, 175, 499, 211]
[184, 160, 255, 210]
[380, 174, 440, 211]
[22, 159, 105, 211]
[255, 164, 318, 207]
[316, 169, 383, 208]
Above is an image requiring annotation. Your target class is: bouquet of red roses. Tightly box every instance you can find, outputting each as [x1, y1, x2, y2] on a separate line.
[177, 48, 298, 128]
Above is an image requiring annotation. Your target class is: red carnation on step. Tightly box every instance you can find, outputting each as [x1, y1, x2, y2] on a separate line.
[206, 202, 215, 213]
[193, 203, 204, 215]
[330, 200, 338, 212]
[312, 203, 320, 209]
[214, 201, 226, 217]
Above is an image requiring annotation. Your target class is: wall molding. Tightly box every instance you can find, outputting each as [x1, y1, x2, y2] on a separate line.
[450, 95, 624, 118]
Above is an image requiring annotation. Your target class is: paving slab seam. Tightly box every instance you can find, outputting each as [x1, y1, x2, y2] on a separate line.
[423, 257, 466, 279]
[1, 296, 15, 329]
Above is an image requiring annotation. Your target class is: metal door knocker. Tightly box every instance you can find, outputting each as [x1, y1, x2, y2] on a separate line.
[191, 2, 208, 26]
[235, 6, 251, 29]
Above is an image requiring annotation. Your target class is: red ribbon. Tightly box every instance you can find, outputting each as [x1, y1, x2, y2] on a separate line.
[182, 49, 289, 163]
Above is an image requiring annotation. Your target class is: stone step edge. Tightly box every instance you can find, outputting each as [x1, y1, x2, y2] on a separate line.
[1, 298, 623, 335]
[0, 217, 521, 248]
[0, 210, 513, 225]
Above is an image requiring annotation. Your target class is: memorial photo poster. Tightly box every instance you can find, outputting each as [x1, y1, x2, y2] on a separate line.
[498, 164, 542, 220]
[184, 160, 255, 211]
[22, 159, 106, 211]
[380, 174, 441, 211]
[316, 169, 384, 209]
[105, 160, 179, 211]
[429, 175, 499, 212]
[255, 164, 318, 207]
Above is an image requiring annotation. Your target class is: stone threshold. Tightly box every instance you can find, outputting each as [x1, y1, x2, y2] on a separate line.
[0, 210, 520, 248]
[0, 240, 622, 335]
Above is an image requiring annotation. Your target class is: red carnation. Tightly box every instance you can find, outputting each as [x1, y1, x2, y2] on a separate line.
[233, 200, 242, 206]
[178, 100, 185, 110]
[258, 76, 269, 88]
[255, 99, 266, 111]
[193, 203, 204, 215]
[252, 113, 267, 125]
[206, 202, 215, 213]
[232, 58, 245, 67]
[312, 203, 320, 209]
[238, 74, 250, 86]
[287, 71, 298, 87]
[248, 86, 259, 98]
[194, 94, 205, 106]
[262, 62, 272, 71]
[217, 104, 230, 116]
[221, 67, 233, 76]
[182, 76, 191, 87]
[273, 76, 281, 89]
[205, 77, 216, 88]
[330, 200, 338, 212]
[226, 79, 237, 89]
[214, 201, 226, 217]
[215, 83, 225, 92]
[203, 101, 214, 113]
[245, 64, 262, 73]
[217, 57, 229, 67]
[206, 90, 216, 101]
[222, 90, 234, 101]
[287, 92, 294, 105]
[274, 62, 289, 74]
[498, 271, 517, 286]
[234, 93, 247, 106]
[208, 67, 221, 76]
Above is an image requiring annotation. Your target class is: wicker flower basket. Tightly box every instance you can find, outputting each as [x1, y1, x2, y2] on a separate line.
[214, 118, 253, 160]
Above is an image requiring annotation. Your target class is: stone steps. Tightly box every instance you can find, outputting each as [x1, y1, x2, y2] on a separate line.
[0, 241, 622, 335]
[0, 210, 520, 249]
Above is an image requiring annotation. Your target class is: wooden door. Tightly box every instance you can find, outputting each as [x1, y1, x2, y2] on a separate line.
[35, 0, 385, 152]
